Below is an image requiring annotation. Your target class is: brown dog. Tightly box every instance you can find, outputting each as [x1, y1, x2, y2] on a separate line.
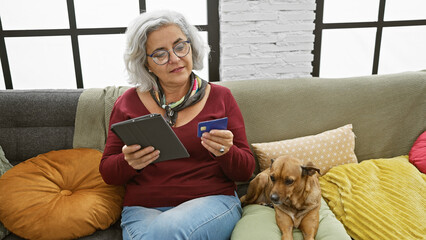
[240, 155, 321, 240]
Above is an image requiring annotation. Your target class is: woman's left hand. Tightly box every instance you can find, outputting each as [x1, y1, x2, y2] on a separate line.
[201, 129, 234, 157]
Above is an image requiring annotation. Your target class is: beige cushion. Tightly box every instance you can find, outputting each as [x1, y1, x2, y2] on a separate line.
[252, 124, 357, 174]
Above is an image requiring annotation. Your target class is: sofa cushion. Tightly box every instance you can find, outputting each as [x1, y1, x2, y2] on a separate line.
[252, 124, 357, 174]
[409, 131, 426, 173]
[230, 197, 351, 240]
[73, 86, 130, 152]
[0, 148, 125, 240]
[0, 89, 82, 166]
[319, 156, 426, 240]
[219, 71, 426, 163]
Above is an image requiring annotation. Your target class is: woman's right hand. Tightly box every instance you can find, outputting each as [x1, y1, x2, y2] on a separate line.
[122, 145, 160, 171]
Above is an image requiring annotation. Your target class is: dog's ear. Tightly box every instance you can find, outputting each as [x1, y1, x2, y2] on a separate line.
[269, 159, 275, 168]
[301, 165, 321, 177]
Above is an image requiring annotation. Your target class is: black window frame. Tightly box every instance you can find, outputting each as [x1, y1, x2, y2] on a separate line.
[0, 0, 220, 89]
[312, 0, 426, 77]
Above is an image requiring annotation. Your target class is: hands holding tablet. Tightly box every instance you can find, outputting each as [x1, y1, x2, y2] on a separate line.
[122, 145, 160, 171]
[119, 116, 231, 171]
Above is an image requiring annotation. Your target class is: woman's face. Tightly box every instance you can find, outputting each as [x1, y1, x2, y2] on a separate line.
[145, 24, 193, 88]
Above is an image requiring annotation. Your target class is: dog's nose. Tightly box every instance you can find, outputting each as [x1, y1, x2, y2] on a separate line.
[270, 193, 280, 203]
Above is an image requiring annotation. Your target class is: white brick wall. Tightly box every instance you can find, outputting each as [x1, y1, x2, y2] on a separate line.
[219, 0, 316, 81]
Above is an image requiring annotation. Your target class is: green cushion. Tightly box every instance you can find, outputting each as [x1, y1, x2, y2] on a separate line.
[0, 146, 12, 177]
[231, 198, 351, 240]
[0, 145, 12, 240]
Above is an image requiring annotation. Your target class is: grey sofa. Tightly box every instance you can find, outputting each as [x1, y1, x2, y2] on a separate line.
[0, 70, 425, 239]
[0, 89, 123, 239]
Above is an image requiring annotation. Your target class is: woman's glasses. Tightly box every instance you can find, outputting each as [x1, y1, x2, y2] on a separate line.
[147, 40, 191, 65]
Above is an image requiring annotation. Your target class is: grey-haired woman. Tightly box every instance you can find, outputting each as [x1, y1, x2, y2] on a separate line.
[100, 10, 255, 240]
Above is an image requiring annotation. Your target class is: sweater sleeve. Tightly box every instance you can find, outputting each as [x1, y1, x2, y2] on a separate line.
[215, 89, 255, 182]
[99, 96, 139, 185]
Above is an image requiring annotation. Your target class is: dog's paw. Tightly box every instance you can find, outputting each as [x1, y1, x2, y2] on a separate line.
[259, 202, 274, 208]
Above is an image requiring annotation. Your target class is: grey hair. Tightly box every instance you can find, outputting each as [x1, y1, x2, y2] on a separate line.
[124, 10, 209, 92]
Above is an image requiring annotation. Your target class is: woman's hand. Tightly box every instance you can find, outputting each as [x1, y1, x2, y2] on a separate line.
[201, 129, 234, 157]
[122, 145, 160, 170]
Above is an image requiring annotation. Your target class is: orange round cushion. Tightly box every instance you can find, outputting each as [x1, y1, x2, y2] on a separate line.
[0, 148, 124, 240]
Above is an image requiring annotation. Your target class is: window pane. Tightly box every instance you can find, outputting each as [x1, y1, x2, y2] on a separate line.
[79, 34, 130, 88]
[320, 28, 376, 78]
[0, 61, 4, 90]
[74, 0, 139, 28]
[6, 36, 76, 89]
[378, 26, 426, 74]
[0, 0, 69, 30]
[323, 0, 380, 23]
[146, 0, 207, 25]
[192, 31, 209, 81]
[384, 0, 426, 21]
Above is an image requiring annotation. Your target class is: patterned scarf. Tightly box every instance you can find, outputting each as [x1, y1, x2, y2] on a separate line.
[150, 72, 208, 126]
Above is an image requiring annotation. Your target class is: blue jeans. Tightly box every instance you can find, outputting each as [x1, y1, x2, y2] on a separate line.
[121, 194, 242, 240]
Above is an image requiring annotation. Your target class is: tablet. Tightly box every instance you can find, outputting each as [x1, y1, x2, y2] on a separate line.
[111, 113, 189, 163]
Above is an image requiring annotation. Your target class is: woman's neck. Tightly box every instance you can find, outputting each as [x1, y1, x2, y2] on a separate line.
[160, 79, 191, 104]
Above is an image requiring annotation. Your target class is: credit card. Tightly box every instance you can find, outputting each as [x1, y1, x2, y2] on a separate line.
[197, 117, 228, 137]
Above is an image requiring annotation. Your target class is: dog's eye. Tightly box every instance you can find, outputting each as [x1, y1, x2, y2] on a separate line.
[284, 178, 294, 185]
[270, 175, 275, 182]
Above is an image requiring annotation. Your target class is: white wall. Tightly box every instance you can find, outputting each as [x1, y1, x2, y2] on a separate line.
[219, 0, 316, 81]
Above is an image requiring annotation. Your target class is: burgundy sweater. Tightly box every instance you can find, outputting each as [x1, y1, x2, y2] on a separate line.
[100, 83, 255, 207]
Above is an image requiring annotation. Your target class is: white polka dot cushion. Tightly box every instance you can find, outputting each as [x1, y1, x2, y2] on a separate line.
[252, 124, 358, 174]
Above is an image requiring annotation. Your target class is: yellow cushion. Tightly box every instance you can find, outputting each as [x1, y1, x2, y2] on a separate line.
[0, 148, 125, 240]
[252, 124, 357, 174]
[319, 156, 426, 240]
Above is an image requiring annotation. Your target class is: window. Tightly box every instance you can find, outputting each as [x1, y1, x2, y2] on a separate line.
[0, 0, 219, 90]
[313, 0, 426, 78]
